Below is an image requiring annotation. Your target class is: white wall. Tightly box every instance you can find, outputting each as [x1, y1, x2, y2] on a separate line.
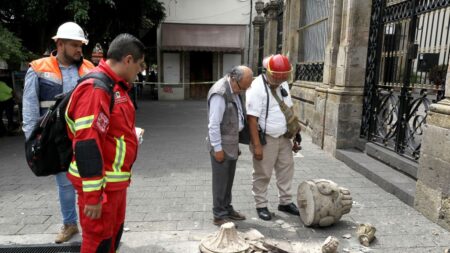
[161, 0, 252, 25]
[223, 54, 242, 75]
[163, 53, 180, 84]
[160, 53, 184, 100]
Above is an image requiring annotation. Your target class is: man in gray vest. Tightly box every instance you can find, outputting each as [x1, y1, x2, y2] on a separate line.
[207, 65, 253, 226]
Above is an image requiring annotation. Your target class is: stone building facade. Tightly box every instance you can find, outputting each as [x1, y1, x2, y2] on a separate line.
[252, 0, 450, 230]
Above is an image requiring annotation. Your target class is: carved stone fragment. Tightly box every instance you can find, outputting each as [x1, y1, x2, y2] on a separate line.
[321, 236, 339, 253]
[199, 222, 249, 253]
[297, 179, 353, 227]
[356, 223, 376, 246]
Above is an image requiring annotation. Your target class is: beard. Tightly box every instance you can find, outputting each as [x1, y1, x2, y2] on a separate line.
[63, 48, 82, 64]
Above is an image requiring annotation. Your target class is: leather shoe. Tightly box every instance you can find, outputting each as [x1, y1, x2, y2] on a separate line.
[278, 203, 300, 216]
[213, 217, 232, 226]
[256, 207, 272, 221]
[228, 210, 246, 220]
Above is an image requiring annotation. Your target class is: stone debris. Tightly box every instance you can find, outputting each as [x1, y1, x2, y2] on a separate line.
[360, 246, 372, 253]
[321, 236, 339, 253]
[275, 220, 285, 225]
[281, 223, 291, 229]
[123, 227, 130, 232]
[199, 222, 293, 253]
[262, 239, 291, 253]
[248, 240, 268, 251]
[356, 224, 376, 246]
[342, 234, 352, 239]
[243, 229, 265, 241]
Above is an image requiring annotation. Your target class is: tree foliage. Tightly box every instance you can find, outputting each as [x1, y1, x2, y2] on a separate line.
[0, 24, 33, 64]
[0, 0, 165, 65]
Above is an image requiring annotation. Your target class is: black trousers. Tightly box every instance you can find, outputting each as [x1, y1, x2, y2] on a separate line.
[210, 154, 237, 219]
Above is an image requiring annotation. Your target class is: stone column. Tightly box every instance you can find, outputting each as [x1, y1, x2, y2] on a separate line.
[263, 0, 279, 56]
[322, 0, 371, 155]
[322, 0, 343, 89]
[415, 67, 450, 230]
[282, 0, 300, 64]
[312, 0, 343, 147]
[252, 0, 265, 74]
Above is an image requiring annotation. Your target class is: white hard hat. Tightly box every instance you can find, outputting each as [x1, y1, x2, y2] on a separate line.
[52, 22, 88, 45]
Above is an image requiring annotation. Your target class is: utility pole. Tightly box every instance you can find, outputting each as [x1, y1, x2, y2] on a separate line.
[247, 0, 253, 65]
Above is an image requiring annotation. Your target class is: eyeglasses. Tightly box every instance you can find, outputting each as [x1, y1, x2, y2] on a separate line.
[236, 80, 243, 90]
[235, 79, 247, 92]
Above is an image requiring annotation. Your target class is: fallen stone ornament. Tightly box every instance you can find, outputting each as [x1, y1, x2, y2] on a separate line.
[199, 222, 249, 253]
[297, 179, 353, 226]
[356, 223, 376, 246]
[321, 236, 339, 253]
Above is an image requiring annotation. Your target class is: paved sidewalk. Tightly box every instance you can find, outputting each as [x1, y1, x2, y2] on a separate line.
[0, 100, 449, 252]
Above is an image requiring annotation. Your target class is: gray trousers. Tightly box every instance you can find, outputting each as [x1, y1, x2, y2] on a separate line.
[210, 154, 237, 219]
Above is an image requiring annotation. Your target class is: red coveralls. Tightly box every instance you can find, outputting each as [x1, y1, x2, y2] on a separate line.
[66, 59, 138, 253]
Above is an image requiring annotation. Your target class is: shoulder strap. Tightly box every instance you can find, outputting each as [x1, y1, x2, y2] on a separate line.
[261, 75, 270, 134]
[269, 87, 291, 118]
[267, 84, 300, 138]
[77, 72, 115, 112]
[269, 88, 285, 106]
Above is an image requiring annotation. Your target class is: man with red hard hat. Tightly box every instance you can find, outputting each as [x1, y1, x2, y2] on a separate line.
[245, 54, 302, 221]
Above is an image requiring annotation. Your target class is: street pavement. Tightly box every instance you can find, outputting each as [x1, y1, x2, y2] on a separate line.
[0, 99, 449, 252]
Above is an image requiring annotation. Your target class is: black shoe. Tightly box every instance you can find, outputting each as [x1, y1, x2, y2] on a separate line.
[256, 207, 272, 221]
[278, 203, 300, 216]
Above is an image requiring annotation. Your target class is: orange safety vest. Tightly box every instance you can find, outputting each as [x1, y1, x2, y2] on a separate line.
[29, 52, 94, 114]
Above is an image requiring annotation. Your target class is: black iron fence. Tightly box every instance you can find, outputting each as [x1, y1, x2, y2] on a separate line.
[295, 62, 324, 82]
[361, 0, 449, 160]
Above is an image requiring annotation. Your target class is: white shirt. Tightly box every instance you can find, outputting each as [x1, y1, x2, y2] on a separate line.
[208, 77, 245, 151]
[245, 75, 293, 138]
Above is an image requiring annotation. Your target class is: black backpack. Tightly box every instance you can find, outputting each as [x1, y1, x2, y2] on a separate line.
[25, 72, 115, 176]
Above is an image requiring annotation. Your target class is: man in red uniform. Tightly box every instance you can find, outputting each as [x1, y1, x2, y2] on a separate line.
[65, 33, 145, 253]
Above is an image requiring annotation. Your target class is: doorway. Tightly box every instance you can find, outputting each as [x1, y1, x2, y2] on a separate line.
[189, 52, 213, 99]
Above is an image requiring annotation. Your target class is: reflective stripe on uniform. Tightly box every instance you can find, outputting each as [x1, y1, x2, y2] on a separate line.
[69, 161, 80, 177]
[35, 72, 63, 85]
[82, 178, 105, 192]
[74, 115, 94, 131]
[112, 136, 126, 172]
[39, 101, 55, 108]
[65, 98, 76, 134]
[105, 171, 131, 183]
[69, 161, 130, 183]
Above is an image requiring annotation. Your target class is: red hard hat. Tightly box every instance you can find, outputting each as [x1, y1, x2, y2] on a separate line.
[267, 54, 292, 83]
[268, 54, 291, 72]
